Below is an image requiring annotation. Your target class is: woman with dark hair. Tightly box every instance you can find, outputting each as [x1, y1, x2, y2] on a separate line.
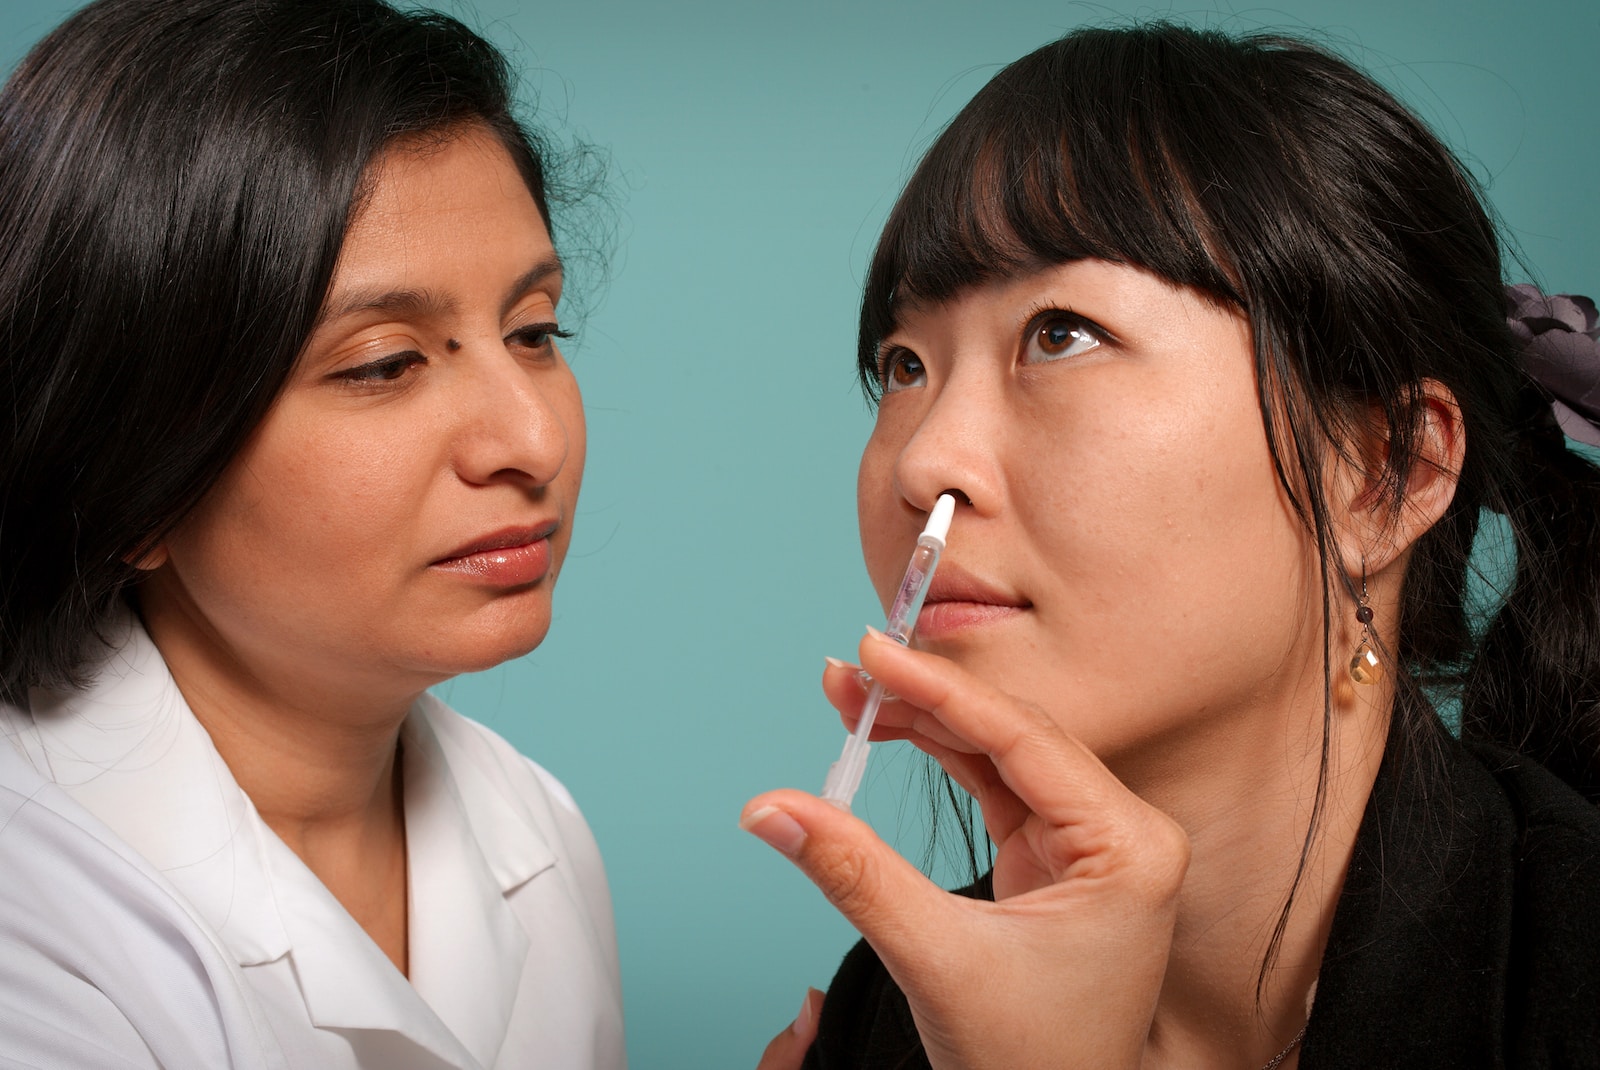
[0, 1, 623, 1066]
[747, 24, 1600, 1070]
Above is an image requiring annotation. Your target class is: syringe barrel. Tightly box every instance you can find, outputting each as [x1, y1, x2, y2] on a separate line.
[884, 535, 945, 642]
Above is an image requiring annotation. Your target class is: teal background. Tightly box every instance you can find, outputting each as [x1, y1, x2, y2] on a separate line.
[4, 1, 1595, 1066]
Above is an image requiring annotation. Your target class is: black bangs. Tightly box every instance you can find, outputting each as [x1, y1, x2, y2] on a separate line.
[856, 23, 1485, 405]
[859, 25, 1254, 395]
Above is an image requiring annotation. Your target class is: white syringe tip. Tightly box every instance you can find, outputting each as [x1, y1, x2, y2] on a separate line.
[923, 493, 956, 545]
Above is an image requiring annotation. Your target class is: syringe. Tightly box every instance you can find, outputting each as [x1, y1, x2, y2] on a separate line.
[821, 493, 956, 810]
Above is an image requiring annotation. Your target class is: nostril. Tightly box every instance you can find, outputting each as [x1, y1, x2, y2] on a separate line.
[941, 488, 973, 507]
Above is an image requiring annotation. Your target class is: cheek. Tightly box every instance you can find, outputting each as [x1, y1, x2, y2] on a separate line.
[856, 420, 907, 602]
[1014, 352, 1297, 604]
[271, 422, 419, 540]
[167, 411, 433, 610]
[1036, 383, 1312, 672]
[555, 366, 586, 477]
[548, 370, 587, 571]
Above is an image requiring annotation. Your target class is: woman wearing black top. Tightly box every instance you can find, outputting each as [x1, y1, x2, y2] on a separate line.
[746, 24, 1600, 1070]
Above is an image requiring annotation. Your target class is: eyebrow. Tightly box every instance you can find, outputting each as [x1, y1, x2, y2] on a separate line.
[316, 255, 565, 328]
[499, 256, 564, 319]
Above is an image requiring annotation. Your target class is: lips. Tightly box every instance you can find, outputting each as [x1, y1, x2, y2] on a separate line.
[915, 562, 1030, 639]
[431, 521, 559, 586]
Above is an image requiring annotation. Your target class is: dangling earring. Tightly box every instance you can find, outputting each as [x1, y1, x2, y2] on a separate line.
[1348, 571, 1382, 685]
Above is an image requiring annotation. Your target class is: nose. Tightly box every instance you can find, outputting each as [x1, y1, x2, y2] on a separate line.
[449, 346, 573, 490]
[890, 374, 1003, 519]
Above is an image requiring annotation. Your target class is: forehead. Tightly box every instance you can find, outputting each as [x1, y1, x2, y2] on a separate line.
[322, 126, 557, 305]
[352, 127, 540, 237]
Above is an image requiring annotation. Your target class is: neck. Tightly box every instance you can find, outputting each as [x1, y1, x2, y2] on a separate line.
[135, 589, 416, 974]
[1126, 673, 1391, 1069]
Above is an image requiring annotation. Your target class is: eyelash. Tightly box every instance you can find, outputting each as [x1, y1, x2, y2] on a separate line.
[873, 305, 1111, 394]
[508, 323, 573, 352]
[334, 351, 425, 384]
[1020, 305, 1111, 363]
[331, 323, 572, 384]
[876, 345, 924, 393]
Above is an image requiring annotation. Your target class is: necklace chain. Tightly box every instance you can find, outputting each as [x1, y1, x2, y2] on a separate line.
[1258, 1023, 1308, 1070]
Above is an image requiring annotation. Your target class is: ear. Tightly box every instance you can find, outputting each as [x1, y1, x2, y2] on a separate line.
[1329, 379, 1465, 576]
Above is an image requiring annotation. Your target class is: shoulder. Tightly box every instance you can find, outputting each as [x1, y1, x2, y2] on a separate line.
[1466, 743, 1600, 1061]
[1466, 739, 1600, 852]
[1464, 740, 1600, 919]
[1314, 735, 1600, 1067]
[0, 744, 285, 1070]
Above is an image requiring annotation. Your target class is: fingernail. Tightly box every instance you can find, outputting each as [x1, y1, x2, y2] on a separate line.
[865, 624, 889, 642]
[795, 989, 814, 1030]
[793, 987, 822, 1039]
[826, 656, 871, 690]
[740, 805, 806, 857]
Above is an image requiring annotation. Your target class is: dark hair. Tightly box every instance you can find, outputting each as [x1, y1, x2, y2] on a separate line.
[862, 21, 1600, 958]
[0, 0, 563, 703]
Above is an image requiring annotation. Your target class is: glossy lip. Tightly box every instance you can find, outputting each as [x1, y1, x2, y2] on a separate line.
[915, 562, 1030, 640]
[430, 520, 560, 586]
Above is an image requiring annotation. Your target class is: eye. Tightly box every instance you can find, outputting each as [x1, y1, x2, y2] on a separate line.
[1023, 311, 1105, 364]
[879, 347, 926, 393]
[333, 351, 426, 383]
[507, 322, 572, 353]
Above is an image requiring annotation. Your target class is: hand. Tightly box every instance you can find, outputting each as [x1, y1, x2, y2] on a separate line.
[741, 631, 1190, 1070]
[755, 989, 822, 1070]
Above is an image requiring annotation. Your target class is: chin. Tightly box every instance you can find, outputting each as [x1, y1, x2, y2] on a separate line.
[466, 624, 551, 673]
[419, 602, 554, 677]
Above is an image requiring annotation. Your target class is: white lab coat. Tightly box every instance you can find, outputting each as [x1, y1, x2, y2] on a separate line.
[0, 612, 626, 1069]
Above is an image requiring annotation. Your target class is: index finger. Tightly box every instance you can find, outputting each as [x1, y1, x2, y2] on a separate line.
[855, 631, 1134, 829]
[821, 657, 979, 754]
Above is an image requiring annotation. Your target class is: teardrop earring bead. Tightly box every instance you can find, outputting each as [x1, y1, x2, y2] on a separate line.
[1349, 641, 1382, 685]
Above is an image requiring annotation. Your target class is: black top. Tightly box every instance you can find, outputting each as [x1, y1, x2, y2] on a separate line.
[803, 728, 1600, 1069]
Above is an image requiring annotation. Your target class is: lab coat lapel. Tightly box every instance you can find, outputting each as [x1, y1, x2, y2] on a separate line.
[262, 828, 481, 1068]
[403, 709, 551, 1069]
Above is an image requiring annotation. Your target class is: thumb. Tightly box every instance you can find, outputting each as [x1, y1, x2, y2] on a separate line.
[741, 788, 953, 952]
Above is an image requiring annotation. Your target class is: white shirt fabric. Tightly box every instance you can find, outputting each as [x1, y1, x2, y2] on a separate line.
[0, 613, 626, 1069]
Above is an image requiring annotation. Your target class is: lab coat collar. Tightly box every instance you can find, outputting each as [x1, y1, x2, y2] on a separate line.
[263, 707, 555, 1067]
[13, 609, 565, 1068]
[399, 707, 551, 1066]
[258, 829, 477, 1067]
[410, 692, 558, 895]
[16, 612, 291, 968]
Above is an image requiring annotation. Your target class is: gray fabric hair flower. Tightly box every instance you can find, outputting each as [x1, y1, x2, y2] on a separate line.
[1506, 283, 1600, 447]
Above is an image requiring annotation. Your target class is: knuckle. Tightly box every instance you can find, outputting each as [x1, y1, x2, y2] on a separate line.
[1138, 813, 1193, 894]
[807, 838, 880, 919]
[1100, 808, 1190, 905]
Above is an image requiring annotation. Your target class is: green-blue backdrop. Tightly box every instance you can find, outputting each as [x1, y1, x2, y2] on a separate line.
[5, 1, 1595, 1066]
